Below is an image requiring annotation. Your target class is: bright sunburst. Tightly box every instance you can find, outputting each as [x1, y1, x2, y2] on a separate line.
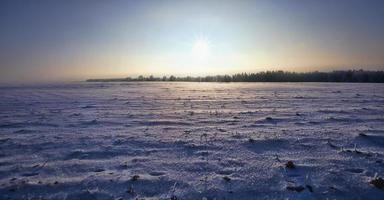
[191, 37, 210, 58]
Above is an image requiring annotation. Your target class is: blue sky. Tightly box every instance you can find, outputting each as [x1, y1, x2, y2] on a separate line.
[1, 0, 384, 82]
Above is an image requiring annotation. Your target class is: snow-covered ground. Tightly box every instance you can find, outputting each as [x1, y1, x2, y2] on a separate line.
[0, 82, 383, 200]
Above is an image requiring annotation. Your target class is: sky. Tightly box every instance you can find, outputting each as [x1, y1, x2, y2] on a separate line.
[0, 0, 384, 82]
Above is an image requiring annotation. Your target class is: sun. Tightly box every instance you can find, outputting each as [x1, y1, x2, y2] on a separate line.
[192, 37, 210, 58]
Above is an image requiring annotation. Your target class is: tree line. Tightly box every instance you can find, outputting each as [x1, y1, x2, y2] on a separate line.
[87, 70, 384, 83]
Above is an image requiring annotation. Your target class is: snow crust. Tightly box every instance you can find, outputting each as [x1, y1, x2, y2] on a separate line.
[0, 82, 383, 199]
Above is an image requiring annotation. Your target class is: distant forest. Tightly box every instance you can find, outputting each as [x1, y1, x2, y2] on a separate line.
[87, 70, 384, 83]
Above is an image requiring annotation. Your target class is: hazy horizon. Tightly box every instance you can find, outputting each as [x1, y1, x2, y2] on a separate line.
[1, 0, 384, 83]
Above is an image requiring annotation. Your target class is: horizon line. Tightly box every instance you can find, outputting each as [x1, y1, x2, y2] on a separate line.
[86, 69, 384, 83]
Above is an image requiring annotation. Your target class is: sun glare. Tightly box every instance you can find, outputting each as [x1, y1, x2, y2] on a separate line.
[192, 37, 210, 58]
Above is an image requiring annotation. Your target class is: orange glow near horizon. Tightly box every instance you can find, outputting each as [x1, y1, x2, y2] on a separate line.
[0, 1, 383, 82]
